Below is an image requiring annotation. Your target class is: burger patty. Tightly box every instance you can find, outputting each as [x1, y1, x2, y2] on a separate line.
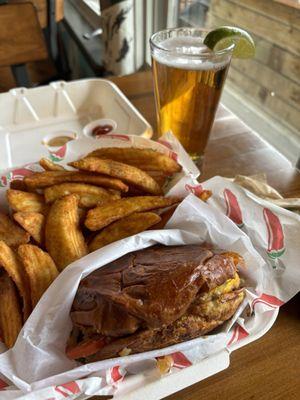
[69, 244, 245, 361]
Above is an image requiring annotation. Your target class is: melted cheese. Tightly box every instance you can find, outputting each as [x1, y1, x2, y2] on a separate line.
[200, 273, 240, 302]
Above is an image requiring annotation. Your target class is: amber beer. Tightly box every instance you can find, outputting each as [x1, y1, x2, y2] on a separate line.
[151, 30, 232, 162]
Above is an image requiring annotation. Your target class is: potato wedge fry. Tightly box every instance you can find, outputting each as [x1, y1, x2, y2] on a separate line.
[24, 171, 128, 192]
[85, 196, 181, 231]
[39, 158, 65, 171]
[0, 241, 31, 320]
[13, 212, 45, 245]
[146, 170, 169, 187]
[79, 194, 117, 208]
[197, 189, 212, 202]
[126, 187, 148, 196]
[70, 157, 162, 195]
[107, 189, 121, 197]
[89, 212, 161, 252]
[44, 183, 120, 208]
[18, 245, 59, 308]
[0, 212, 30, 247]
[10, 179, 28, 191]
[87, 147, 181, 174]
[45, 194, 88, 270]
[6, 189, 46, 214]
[0, 272, 23, 348]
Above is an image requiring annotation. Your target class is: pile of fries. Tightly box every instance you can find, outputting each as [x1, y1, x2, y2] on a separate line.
[0, 147, 191, 348]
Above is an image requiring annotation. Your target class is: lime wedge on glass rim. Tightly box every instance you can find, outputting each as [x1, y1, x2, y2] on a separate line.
[203, 26, 255, 58]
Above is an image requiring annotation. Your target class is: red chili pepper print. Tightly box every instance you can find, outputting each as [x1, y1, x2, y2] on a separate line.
[0, 378, 8, 390]
[106, 365, 126, 387]
[251, 293, 284, 311]
[185, 184, 212, 201]
[185, 183, 203, 197]
[157, 139, 172, 150]
[49, 144, 67, 162]
[0, 168, 34, 187]
[224, 189, 244, 228]
[171, 352, 192, 369]
[103, 134, 130, 141]
[0, 173, 11, 187]
[263, 208, 285, 258]
[55, 381, 81, 397]
[227, 324, 249, 347]
[157, 139, 178, 161]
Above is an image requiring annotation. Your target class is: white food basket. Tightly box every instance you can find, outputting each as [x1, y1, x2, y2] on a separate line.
[0, 78, 152, 171]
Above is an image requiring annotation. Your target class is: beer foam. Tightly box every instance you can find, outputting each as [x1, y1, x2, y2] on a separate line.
[152, 37, 230, 71]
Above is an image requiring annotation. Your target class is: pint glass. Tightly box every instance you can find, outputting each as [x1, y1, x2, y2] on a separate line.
[150, 28, 233, 164]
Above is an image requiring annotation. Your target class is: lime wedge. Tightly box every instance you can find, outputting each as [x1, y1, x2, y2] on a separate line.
[204, 26, 255, 59]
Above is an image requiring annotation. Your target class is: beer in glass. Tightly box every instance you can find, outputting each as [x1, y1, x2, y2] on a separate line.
[150, 28, 233, 164]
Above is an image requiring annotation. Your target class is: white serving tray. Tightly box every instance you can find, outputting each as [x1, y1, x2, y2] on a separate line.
[0, 78, 152, 171]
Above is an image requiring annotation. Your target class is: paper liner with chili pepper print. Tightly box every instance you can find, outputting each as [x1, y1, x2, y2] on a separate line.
[0, 141, 299, 399]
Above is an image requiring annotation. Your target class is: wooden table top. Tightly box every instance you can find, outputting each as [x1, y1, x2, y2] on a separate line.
[108, 71, 300, 400]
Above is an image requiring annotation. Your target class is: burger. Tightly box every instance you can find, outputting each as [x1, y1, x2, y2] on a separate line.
[66, 244, 245, 362]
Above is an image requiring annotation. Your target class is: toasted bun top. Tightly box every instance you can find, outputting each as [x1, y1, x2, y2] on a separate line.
[71, 245, 241, 335]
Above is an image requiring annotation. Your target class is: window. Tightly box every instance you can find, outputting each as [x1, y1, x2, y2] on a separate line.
[70, 0, 101, 29]
[81, 0, 101, 15]
[174, 0, 300, 164]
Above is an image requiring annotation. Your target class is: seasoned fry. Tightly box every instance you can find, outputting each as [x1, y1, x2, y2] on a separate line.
[197, 190, 212, 202]
[70, 157, 162, 195]
[39, 158, 65, 171]
[18, 245, 59, 308]
[13, 212, 45, 245]
[126, 187, 148, 196]
[146, 170, 169, 187]
[24, 171, 128, 192]
[44, 183, 120, 208]
[108, 189, 121, 197]
[89, 212, 161, 252]
[6, 189, 46, 214]
[87, 147, 181, 174]
[0, 241, 31, 320]
[10, 179, 27, 191]
[0, 272, 23, 348]
[45, 194, 88, 270]
[0, 212, 30, 247]
[85, 196, 181, 231]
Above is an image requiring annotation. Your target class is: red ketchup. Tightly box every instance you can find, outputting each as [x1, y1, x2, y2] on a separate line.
[92, 124, 113, 137]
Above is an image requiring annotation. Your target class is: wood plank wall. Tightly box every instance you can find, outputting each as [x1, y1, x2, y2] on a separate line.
[207, 0, 300, 137]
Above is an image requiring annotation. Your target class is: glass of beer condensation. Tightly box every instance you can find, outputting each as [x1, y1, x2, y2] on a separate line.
[150, 28, 234, 165]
